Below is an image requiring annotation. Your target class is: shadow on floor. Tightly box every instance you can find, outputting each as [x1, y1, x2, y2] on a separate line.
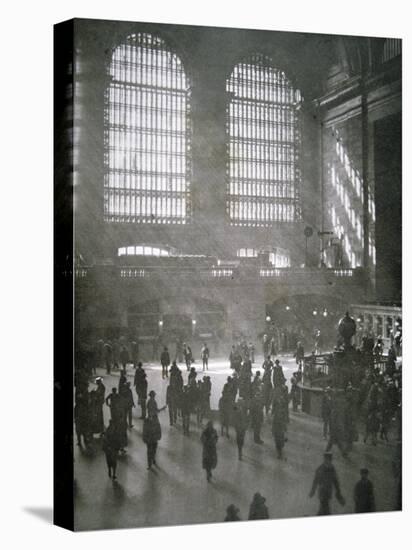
[23, 507, 53, 524]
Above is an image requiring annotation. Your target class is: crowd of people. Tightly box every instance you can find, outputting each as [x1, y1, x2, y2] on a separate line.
[74, 326, 402, 521]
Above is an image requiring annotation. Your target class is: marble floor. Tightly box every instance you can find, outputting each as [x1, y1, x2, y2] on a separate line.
[74, 355, 400, 531]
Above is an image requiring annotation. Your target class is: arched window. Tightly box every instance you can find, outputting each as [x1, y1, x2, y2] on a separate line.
[226, 54, 302, 226]
[104, 33, 191, 224]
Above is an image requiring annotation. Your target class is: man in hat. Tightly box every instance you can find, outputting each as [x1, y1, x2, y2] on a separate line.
[121, 381, 135, 428]
[272, 359, 286, 388]
[233, 400, 248, 460]
[354, 468, 376, 513]
[105, 387, 121, 421]
[142, 412, 162, 470]
[201, 420, 218, 482]
[147, 390, 166, 418]
[134, 362, 147, 418]
[160, 346, 170, 379]
[201, 342, 210, 371]
[224, 504, 241, 521]
[248, 493, 269, 520]
[321, 387, 333, 439]
[309, 452, 345, 515]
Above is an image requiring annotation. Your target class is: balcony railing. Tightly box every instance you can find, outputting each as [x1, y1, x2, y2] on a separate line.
[75, 265, 359, 281]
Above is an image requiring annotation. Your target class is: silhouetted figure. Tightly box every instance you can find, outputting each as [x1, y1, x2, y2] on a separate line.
[224, 504, 241, 521]
[272, 359, 286, 388]
[321, 387, 332, 439]
[219, 389, 232, 438]
[248, 493, 269, 520]
[272, 389, 287, 459]
[183, 343, 193, 371]
[309, 452, 345, 515]
[120, 345, 129, 370]
[121, 381, 135, 428]
[201, 421, 218, 482]
[142, 413, 162, 470]
[354, 468, 376, 513]
[134, 362, 147, 418]
[250, 393, 264, 444]
[105, 387, 121, 421]
[233, 401, 248, 460]
[160, 346, 170, 379]
[201, 343, 209, 371]
[102, 419, 120, 479]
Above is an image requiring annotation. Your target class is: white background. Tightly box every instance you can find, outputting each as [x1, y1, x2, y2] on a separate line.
[0, 0, 409, 547]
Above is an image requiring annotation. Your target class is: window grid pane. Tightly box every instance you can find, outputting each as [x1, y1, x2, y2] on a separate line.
[226, 55, 302, 226]
[104, 33, 191, 224]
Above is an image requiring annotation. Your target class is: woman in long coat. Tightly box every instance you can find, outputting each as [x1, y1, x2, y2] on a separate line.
[201, 421, 218, 482]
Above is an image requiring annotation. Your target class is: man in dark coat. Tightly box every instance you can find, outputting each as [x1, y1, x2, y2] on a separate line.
[121, 381, 135, 428]
[290, 372, 300, 412]
[160, 346, 170, 379]
[272, 390, 287, 459]
[262, 370, 273, 416]
[321, 387, 332, 439]
[326, 393, 348, 457]
[272, 359, 286, 388]
[134, 363, 148, 419]
[105, 387, 121, 421]
[201, 421, 218, 482]
[166, 379, 179, 426]
[183, 343, 193, 372]
[102, 419, 120, 479]
[120, 345, 130, 371]
[248, 493, 269, 520]
[250, 392, 264, 444]
[181, 386, 191, 435]
[142, 412, 162, 470]
[201, 343, 210, 371]
[354, 468, 376, 513]
[233, 400, 248, 460]
[224, 504, 241, 521]
[218, 389, 231, 438]
[309, 452, 345, 515]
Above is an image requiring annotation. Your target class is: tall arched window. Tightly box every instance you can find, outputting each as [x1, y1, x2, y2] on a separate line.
[226, 54, 302, 226]
[104, 33, 191, 224]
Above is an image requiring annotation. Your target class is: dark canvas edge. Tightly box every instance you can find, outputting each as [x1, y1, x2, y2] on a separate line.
[53, 18, 75, 532]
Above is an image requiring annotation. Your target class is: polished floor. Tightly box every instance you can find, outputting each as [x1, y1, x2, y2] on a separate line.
[74, 355, 400, 531]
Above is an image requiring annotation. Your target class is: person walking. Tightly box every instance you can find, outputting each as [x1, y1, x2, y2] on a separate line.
[219, 388, 232, 438]
[250, 392, 264, 444]
[160, 346, 171, 379]
[121, 381, 135, 428]
[233, 400, 248, 460]
[272, 389, 287, 459]
[321, 387, 332, 439]
[166, 379, 179, 426]
[201, 343, 210, 371]
[142, 412, 162, 470]
[309, 452, 345, 515]
[272, 359, 286, 388]
[102, 419, 120, 480]
[201, 420, 218, 482]
[354, 468, 376, 513]
[134, 363, 148, 419]
[183, 343, 193, 372]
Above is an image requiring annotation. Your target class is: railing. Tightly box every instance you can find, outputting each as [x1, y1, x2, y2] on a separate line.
[75, 264, 360, 282]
